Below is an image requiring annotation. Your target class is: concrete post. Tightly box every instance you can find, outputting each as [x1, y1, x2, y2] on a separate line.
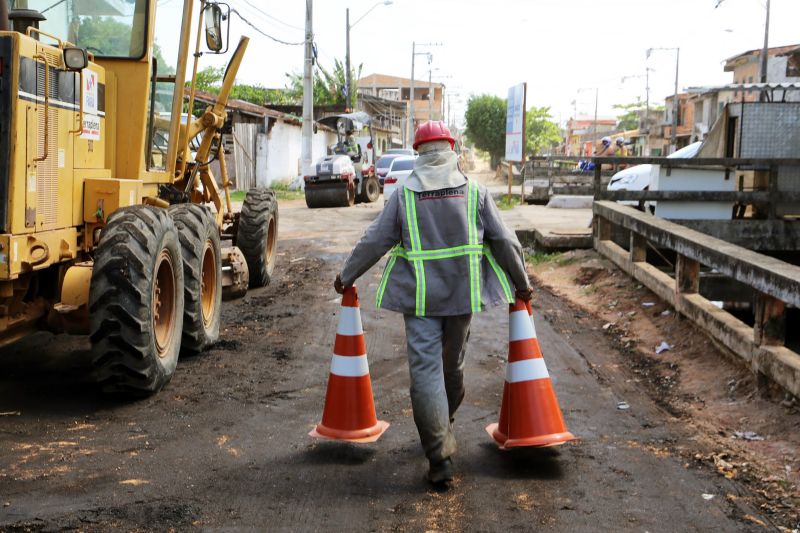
[630, 233, 647, 263]
[754, 292, 785, 347]
[675, 254, 700, 294]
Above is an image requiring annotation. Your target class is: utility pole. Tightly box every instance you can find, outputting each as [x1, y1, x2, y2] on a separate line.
[408, 42, 440, 146]
[645, 67, 651, 155]
[409, 42, 416, 147]
[759, 0, 771, 100]
[670, 48, 680, 154]
[345, 8, 351, 111]
[592, 88, 598, 144]
[647, 47, 680, 154]
[301, 0, 313, 176]
[428, 68, 433, 120]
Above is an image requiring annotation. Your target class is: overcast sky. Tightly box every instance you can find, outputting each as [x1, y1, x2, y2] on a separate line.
[158, 0, 800, 126]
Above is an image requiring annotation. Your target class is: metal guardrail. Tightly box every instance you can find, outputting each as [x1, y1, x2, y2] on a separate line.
[593, 201, 800, 397]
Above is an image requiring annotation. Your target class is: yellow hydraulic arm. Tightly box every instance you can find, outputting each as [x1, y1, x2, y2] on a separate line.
[179, 32, 249, 226]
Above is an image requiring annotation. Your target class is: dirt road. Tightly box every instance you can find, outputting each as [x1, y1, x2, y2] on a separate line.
[0, 198, 791, 531]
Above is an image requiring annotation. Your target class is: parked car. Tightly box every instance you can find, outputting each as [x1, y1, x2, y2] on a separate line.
[607, 142, 701, 210]
[376, 154, 403, 188]
[383, 156, 416, 204]
[384, 148, 416, 157]
[606, 141, 734, 219]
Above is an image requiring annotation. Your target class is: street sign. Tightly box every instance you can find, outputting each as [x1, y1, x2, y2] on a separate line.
[505, 83, 527, 162]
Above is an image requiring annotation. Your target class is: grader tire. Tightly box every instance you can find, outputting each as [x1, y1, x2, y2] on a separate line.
[89, 206, 184, 395]
[170, 204, 222, 355]
[358, 177, 380, 204]
[236, 188, 278, 288]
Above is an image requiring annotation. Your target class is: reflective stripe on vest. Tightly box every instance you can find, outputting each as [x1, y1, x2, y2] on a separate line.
[466, 180, 481, 313]
[404, 187, 426, 316]
[375, 182, 513, 315]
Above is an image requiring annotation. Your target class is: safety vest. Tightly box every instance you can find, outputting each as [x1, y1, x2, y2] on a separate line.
[376, 181, 514, 316]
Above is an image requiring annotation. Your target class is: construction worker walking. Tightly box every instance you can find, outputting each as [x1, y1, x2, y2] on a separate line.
[334, 121, 532, 486]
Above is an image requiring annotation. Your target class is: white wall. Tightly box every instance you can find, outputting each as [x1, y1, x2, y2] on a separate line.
[767, 56, 800, 102]
[264, 120, 336, 185]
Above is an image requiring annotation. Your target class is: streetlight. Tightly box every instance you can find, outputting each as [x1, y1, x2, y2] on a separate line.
[345, 1, 393, 111]
[647, 46, 680, 154]
[621, 69, 656, 156]
[427, 67, 439, 120]
[576, 87, 598, 155]
[408, 42, 440, 146]
[716, 0, 771, 89]
[427, 69, 451, 121]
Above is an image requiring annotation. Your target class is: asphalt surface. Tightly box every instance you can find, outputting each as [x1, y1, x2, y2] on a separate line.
[0, 198, 768, 531]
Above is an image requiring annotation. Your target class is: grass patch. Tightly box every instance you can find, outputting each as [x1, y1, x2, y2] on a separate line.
[496, 195, 523, 211]
[270, 181, 305, 201]
[579, 285, 598, 297]
[525, 251, 563, 265]
[228, 182, 305, 202]
[556, 255, 579, 267]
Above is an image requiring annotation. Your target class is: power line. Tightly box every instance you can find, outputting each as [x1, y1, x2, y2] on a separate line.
[230, 8, 306, 46]
[237, 0, 304, 31]
[232, 0, 305, 37]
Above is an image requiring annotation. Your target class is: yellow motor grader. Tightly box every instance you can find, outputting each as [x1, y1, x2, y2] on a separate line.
[0, 0, 277, 393]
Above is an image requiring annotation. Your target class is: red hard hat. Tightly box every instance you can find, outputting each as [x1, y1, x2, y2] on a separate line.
[413, 121, 455, 150]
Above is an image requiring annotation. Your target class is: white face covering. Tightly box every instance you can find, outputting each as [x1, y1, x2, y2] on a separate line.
[404, 141, 467, 192]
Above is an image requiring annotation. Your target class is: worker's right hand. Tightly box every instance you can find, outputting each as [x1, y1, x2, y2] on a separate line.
[334, 274, 345, 295]
[515, 287, 533, 302]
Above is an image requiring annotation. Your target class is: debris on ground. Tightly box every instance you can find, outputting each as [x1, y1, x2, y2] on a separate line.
[655, 341, 672, 354]
[711, 453, 737, 479]
[642, 302, 656, 308]
[733, 431, 765, 441]
[701, 494, 715, 501]
[0, 411, 20, 416]
[528, 248, 800, 529]
[617, 401, 630, 410]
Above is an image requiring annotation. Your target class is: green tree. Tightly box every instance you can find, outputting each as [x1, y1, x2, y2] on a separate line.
[282, 59, 363, 108]
[190, 66, 287, 107]
[614, 101, 665, 131]
[194, 66, 224, 93]
[614, 102, 642, 131]
[464, 94, 507, 168]
[525, 106, 561, 156]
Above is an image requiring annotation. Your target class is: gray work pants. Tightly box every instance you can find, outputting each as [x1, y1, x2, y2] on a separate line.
[403, 314, 472, 464]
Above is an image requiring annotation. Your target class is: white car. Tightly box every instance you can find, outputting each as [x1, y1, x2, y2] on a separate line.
[607, 142, 701, 210]
[383, 156, 416, 204]
[384, 148, 416, 157]
[606, 141, 734, 219]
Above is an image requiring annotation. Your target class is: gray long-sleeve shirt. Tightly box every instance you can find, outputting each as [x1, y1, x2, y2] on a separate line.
[340, 181, 529, 316]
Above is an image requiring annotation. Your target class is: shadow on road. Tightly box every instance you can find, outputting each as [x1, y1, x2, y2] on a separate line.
[301, 440, 378, 465]
[475, 442, 566, 480]
[0, 332, 131, 415]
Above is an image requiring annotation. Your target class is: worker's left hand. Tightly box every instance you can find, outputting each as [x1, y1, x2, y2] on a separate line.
[334, 274, 345, 294]
[515, 287, 533, 302]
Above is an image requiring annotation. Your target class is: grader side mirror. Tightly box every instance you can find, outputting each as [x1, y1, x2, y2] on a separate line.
[204, 3, 229, 54]
[63, 47, 88, 71]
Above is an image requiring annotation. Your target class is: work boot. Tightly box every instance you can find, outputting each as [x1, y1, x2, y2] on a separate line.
[427, 458, 454, 486]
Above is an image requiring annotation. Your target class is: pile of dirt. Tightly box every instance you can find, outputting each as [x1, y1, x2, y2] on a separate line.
[529, 248, 800, 529]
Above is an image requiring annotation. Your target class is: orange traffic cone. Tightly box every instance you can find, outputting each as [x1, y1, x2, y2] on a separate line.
[486, 298, 575, 449]
[310, 286, 389, 443]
